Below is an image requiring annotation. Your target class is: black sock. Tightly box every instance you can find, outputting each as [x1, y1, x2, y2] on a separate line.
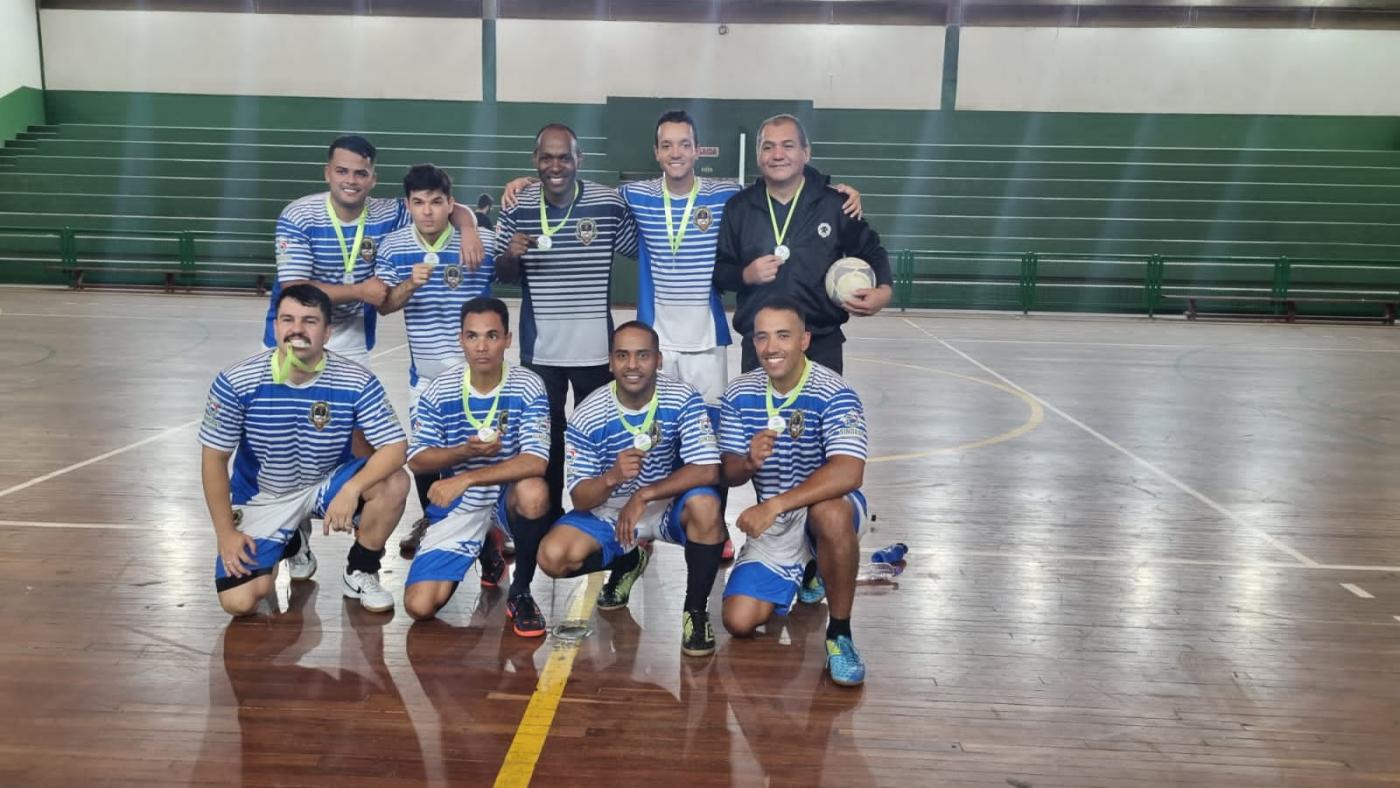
[507, 514, 550, 597]
[683, 541, 724, 611]
[347, 541, 384, 574]
[801, 559, 819, 586]
[566, 550, 606, 578]
[280, 528, 304, 560]
[413, 472, 437, 515]
[605, 547, 640, 577]
[826, 616, 852, 641]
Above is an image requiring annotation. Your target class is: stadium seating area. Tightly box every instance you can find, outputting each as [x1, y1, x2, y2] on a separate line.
[1, 96, 1397, 318]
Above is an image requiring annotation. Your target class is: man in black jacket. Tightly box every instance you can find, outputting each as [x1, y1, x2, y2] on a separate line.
[713, 114, 893, 374]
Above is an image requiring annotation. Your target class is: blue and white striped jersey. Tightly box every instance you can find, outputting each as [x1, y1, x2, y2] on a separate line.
[564, 373, 719, 512]
[264, 193, 411, 351]
[493, 181, 638, 366]
[407, 364, 551, 514]
[199, 349, 407, 505]
[375, 224, 497, 386]
[717, 362, 868, 502]
[620, 177, 736, 352]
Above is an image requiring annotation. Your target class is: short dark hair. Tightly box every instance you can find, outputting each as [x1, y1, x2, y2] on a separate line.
[755, 296, 806, 329]
[655, 110, 698, 146]
[277, 283, 333, 324]
[757, 114, 809, 150]
[534, 122, 579, 153]
[459, 296, 510, 333]
[476, 193, 493, 211]
[610, 320, 660, 352]
[402, 164, 452, 198]
[328, 134, 377, 163]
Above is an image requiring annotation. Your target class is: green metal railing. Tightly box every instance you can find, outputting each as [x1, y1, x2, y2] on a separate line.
[893, 249, 1400, 317]
[3, 225, 1398, 318]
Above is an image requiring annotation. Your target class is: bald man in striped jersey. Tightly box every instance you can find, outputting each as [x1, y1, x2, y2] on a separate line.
[495, 123, 640, 535]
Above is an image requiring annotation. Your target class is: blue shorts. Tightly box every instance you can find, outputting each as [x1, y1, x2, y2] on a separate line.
[406, 489, 511, 586]
[723, 490, 868, 616]
[552, 486, 719, 568]
[213, 458, 367, 590]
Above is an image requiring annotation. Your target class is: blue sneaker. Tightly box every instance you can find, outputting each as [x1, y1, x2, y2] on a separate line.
[798, 573, 825, 604]
[825, 636, 866, 686]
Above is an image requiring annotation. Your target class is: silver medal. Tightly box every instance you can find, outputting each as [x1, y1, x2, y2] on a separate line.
[774, 244, 790, 261]
[632, 433, 653, 452]
[536, 235, 553, 251]
[342, 270, 355, 285]
[767, 414, 786, 433]
[476, 426, 498, 443]
[423, 252, 439, 266]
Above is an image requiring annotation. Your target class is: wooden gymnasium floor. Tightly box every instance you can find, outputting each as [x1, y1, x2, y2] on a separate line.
[1, 286, 1399, 787]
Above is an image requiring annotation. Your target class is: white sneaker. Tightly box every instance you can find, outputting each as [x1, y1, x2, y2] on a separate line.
[343, 569, 394, 613]
[287, 525, 317, 581]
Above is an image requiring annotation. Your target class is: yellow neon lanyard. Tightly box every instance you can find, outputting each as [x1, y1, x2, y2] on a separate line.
[539, 183, 580, 239]
[269, 348, 326, 384]
[461, 364, 507, 431]
[663, 177, 700, 259]
[611, 382, 659, 438]
[765, 358, 811, 419]
[326, 195, 368, 277]
[766, 178, 805, 248]
[417, 227, 453, 255]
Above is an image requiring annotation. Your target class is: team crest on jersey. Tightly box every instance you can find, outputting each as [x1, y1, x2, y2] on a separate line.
[576, 218, 597, 246]
[694, 206, 713, 232]
[443, 264, 463, 289]
[787, 410, 805, 439]
[309, 401, 332, 431]
[817, 222, 832, 239]
[359, 236, 377, 262]
[648, 420, 662, 447]
[497, 410, 509, 435]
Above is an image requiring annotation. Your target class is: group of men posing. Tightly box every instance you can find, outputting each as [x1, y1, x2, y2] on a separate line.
[200, 112, 893, 686]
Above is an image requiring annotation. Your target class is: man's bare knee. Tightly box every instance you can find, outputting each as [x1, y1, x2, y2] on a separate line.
[512, 478, 551, 520]
[683, 494, 723, 543]
[808, 497, 853, 541]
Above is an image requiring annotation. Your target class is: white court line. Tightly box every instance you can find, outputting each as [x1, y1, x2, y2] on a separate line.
[0, 343, 407, 501]
[902, 317, 1320, 567]
[0, 520, 148, 530]
[863, 326, 1400, 354]
[1341, 583, 1374, 599]
[904, 548, 1400, 573]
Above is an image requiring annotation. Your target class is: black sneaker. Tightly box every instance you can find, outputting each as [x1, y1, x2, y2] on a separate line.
[681, 609, 716, 657]
[398, 516, 430, 558]
[596, 548, 650, 611]
[478, 541, 506, 589]
[507, 593, 547, 638]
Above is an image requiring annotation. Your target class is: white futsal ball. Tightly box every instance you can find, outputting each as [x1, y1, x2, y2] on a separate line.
[824, 257, 876, 304]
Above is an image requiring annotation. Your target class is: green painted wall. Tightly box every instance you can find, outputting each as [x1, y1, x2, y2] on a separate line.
[0, 87, 44, 147]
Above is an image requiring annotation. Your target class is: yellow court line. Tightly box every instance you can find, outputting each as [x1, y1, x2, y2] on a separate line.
[847, 355, 1045, 462]
[494, 572, 604, 788]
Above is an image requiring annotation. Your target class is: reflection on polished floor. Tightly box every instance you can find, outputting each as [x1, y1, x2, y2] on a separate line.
[1, 288, 1398, 786]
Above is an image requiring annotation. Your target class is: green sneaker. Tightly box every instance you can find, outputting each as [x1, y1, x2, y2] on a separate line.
[596, 548, 649, 610]
[798, 572, 825, 604]
[681, 609, 716, 657]
[825, 635, 866, 687]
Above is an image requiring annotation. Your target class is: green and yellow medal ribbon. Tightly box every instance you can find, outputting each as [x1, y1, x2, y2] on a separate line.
[765, 357, 812, 423]
[538, 182, 580, 241]
[418, 226, 453, 258]
[269, 348, 327, 384]
[766, 178, 805, 249]
[462, 363, 507, 433]
[663, 177, 700, 260]
[326, 195, 368, 279]
[611, 382, 659, 441]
